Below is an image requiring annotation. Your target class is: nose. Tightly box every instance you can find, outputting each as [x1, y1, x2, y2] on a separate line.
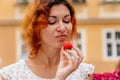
[56, 21, 65, 33]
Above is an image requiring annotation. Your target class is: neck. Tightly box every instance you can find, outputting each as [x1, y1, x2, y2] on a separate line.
[28, 47, 61, 69]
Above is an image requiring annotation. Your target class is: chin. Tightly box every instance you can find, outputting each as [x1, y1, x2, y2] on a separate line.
[55, 42, 64, 48]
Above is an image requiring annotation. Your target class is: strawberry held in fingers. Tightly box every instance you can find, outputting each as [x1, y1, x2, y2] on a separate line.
[63, 42, 73, 50]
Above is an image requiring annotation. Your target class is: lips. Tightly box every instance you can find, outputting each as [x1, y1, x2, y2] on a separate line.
[55, 34, 67, 40]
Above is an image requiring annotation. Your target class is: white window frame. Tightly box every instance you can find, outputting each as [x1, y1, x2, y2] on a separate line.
[0, 58, 2, 67]
[76, 7, 88, 19]
[14, 8, 23, 20]
[104, 0, 120, 2]
[15, 0, 32, 19]
[72, 0, 86, 3]
[99, 7, 120, 18]
[103, 29, 120, 61]
[16, 0, 32, 4]
[73, 29, 86, 59]
[16, 30, 27, 60]
[99, 0, 120, 18]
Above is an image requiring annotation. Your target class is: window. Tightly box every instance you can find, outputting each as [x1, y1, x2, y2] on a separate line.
[116, 31, 120, 40]
[104, 0, 120, 3]
[73, 29, 86, 58]
[106, 32, 111, 39]
[16, 30, 27, 60]
[117, 44, 120, 56]
[16, 0, 32, 6]
[103, 29, 120, 60]
[107, 43, 112, 56]
[0, 58, 2, 67]
[72, 0, 86, 3]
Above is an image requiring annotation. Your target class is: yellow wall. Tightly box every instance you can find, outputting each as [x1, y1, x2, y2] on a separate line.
[0, 0, 21, 67]
[0, 0, 16, 19]
[0, 26, 17, 67]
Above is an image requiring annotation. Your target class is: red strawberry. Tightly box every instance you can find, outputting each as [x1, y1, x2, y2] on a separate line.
[63, 42, 73, 50]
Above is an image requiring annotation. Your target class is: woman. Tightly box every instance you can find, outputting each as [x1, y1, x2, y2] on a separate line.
[0, 0, 94, 80]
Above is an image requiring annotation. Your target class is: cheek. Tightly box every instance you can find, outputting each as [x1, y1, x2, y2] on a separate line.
[40, 28, 51, 39]
[40, 30, 53, 42]
[67, 24, 73, 34]
[44, 27, 55, 39]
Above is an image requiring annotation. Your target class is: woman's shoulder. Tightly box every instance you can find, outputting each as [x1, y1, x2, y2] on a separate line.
[66, 63, 95, 80]
[0, 60, 26, 79]
[0, 60, 25, 72]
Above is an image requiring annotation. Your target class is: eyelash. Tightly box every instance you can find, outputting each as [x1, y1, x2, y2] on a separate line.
[48, 20, 70, 25]
[48, 22, 56, 25]
[63, 20, 70, 23]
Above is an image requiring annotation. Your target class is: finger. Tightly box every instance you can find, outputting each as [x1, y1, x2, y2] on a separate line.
[66, 48, 85, 68]
[62, 50, 73, 61]
[60, 47, 65, 61]
[72, 45, 83, 57]
[59, 47, 69, 67]
[66, 49, 83, 69]
[66, 49, 79, 59]
[62, 50, 75, 66]
[66, 47, 84, 64]
[72, 56, 83, 71]
[79, 56, 84, 64]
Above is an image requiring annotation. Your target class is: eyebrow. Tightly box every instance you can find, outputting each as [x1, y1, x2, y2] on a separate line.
[49, 14, 71, 19]
[64, 14, 71, 18]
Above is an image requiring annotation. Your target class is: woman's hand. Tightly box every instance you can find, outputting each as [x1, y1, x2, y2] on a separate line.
[55, 45, 84, 80]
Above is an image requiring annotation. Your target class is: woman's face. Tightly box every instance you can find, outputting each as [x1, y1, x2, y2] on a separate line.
[40, 4, 73, 48]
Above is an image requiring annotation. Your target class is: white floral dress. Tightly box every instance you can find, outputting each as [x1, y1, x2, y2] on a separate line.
[0, 60, 94, 80]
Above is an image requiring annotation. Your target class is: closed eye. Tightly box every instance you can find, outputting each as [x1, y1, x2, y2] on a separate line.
[63, 18, 71, 24]
[48, 21, 56, 25]
[48, 16, 57, 25]
[63, 15, 71, 24]
[63, 20, 70, 23]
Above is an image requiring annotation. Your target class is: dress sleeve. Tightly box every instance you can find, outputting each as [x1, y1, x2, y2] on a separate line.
[66, 63, 95, 80]
[0, 63, 19, 80]
[78, 63, 95, 75]
[0, 69, 10, 80]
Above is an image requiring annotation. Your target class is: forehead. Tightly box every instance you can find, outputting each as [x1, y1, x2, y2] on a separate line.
[49, 4, 70, 16]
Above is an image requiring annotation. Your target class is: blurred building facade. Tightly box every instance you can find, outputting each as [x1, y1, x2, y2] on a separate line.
[0, 0, 120, 73]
